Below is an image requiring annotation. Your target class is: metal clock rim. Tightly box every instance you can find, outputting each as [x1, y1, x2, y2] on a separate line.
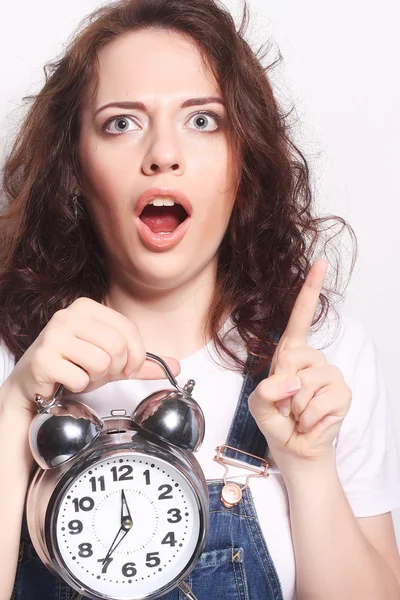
[44, 446, 208, 600]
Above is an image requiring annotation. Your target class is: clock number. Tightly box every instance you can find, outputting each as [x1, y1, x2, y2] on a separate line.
[167, 508, 182, 523]
[97, 557, 113, 574]
[72, 497, 95, 512]
[158, 484, 173, 500]
[78, 543, 93, 558]
[143, 469, 151, 485]
[111, 465, 133, 481]
[89, 475, 105, 492]
[68, 520, 83, 535]
[122, 562, 137, 577]
[161, 532, 177, 547]
[145, 552, 161, 567]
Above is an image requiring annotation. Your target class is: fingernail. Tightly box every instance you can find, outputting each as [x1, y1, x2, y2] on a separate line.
[283, 376, 301, 394]
[278, 403, 291, 417]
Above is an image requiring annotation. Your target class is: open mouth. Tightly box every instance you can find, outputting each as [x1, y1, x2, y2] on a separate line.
[139, 203, 189, 234]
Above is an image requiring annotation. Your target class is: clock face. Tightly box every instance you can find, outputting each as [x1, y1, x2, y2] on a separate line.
[52, 452, 202, 599]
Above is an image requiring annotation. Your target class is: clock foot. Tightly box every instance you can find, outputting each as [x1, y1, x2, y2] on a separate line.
[178, 581, 200, 600]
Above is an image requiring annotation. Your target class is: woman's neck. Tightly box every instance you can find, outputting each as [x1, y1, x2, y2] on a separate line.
[105, 265, 220, 361]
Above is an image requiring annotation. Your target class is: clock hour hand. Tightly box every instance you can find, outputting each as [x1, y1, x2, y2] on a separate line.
[121, 489, 132, 525]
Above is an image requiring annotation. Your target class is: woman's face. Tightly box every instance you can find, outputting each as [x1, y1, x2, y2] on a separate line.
[78, 28, 238, 294]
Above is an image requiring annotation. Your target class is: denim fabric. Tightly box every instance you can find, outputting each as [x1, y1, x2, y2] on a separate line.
[159, 482, 284, 600]
[12, 352, 284, 600]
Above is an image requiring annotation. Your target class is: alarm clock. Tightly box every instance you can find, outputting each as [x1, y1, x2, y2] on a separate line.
[26, 353, 209, 600]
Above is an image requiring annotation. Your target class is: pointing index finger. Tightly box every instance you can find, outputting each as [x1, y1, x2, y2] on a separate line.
[282, 258, 328, 348]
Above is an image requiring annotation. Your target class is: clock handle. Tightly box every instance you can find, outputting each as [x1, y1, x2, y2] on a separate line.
[145, 352, 195, 395]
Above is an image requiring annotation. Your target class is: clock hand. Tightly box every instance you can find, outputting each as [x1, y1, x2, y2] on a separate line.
[121, 489, 132, 523]
[102, 490, 133, 565]
[101, 526, 128, 565]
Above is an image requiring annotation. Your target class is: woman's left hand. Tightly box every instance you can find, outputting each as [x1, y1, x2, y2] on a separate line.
[248, 259, 352, 477]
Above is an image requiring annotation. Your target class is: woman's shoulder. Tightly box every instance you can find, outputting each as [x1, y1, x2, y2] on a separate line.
[315, 307, 400, 516]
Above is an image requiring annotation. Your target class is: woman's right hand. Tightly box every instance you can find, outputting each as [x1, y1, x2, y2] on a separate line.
[1, 297, 181, 417]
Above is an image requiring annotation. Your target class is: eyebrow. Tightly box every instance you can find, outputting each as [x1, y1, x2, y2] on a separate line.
[94, 96, 225, 116]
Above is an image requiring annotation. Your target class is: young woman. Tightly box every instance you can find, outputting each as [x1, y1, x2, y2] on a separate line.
[1, 0, 399, 599]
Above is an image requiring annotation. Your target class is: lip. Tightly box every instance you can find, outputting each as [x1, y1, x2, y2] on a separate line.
[134, 187, 193, 218]
[135, 216, 191, 251]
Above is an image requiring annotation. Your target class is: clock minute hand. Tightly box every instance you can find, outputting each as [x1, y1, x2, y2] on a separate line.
[101, 526, 128, 565]
[104, 518, 132, 561]
[102, 491, 132, 565]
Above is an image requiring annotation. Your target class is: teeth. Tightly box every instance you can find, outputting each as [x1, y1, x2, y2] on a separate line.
[149, 198, 176, 207]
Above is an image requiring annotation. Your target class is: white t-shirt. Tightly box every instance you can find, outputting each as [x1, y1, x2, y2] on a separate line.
[1, 309, 400, 600]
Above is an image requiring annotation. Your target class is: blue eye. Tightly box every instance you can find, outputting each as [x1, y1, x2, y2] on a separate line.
[103, 116, 139, 135]
[187, 111, 221, 132]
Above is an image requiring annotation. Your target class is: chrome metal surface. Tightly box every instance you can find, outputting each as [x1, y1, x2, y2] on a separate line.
[29, 397, 103, 470]
[133, 353, 204, 451]
[71, 582, 199, 600]
[132, 390, 204, 451]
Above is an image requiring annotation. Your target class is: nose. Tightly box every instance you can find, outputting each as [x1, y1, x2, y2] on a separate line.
[141, 122, 185, 176]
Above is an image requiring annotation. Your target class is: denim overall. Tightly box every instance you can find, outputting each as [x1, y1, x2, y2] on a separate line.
[12, 353, 284, 600]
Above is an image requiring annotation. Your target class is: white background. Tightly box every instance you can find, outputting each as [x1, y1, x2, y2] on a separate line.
[0, 0, 399, 548]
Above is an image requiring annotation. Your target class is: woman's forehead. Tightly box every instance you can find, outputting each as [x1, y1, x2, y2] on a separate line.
[92, 28, 221, 110]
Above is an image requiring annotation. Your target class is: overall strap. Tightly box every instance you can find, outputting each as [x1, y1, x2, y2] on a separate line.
[224, 351, 274, 467]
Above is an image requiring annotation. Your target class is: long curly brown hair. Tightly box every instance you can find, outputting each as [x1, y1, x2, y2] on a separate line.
[0, 0, 355, 376]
